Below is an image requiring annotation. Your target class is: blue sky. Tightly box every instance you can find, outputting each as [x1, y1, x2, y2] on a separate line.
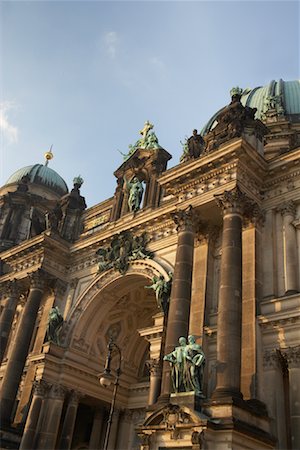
[0, 0, 299, 207]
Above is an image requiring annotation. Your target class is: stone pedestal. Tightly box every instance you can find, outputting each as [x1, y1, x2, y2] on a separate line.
[203, 398, 275, 450]
[170, 391, 203, 412]
[0, 271, 45, 425]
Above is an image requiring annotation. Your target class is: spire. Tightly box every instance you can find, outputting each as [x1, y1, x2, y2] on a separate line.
[44, 145, 54, 166]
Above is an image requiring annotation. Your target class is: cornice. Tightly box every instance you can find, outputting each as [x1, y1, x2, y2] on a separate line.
[158, 138, 267, 190]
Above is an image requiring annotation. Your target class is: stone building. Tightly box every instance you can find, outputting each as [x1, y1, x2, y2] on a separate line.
[0, 79, 299, 449]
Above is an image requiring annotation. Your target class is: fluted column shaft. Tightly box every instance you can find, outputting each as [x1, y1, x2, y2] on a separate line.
[161, 207, 196, 397]
[0, 281, 20, 363]
[58, 391, 80, 450]
[36, 384, 66, 450]
[212, 188, 244, 400]
[147, 360, 162, 405]
[0, 272, 45, 425]
[19, 381, 48, 450]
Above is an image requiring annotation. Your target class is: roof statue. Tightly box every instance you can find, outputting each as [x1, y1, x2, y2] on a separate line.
[121, 121, 162, 161]
[180, 129, 204, 163]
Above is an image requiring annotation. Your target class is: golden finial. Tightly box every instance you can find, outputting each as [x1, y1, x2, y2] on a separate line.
[44, 145, 54, 166]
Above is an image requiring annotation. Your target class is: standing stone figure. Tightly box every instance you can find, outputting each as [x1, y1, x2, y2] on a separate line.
[46, 306, 64, 345]
[125, 176, 144, 212]
[163, 335, 205, 395]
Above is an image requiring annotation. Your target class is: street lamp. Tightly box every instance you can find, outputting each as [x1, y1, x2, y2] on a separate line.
[99, 337, 122, 450]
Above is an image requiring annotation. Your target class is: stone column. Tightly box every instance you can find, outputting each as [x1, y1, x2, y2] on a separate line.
[36, 383, 66, 450]
[160, 206, 197, 398]
[281, 201, 298, 294]
[89, 408, 104, 449]
[147, 359, 162, 405]
[241, 209, 263, 399]
[286, 346, 300, 450]
[116, 410, 132, 449]
[212, 188, 245, 400]
[58, 390, 80, 450]
[0, 271, 45, 425]
[19, 381, 49, 450]
[262, 350, 288, 448]
[0, 280, 20, 363]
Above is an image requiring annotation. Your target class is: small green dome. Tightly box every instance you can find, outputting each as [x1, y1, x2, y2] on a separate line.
[5, 164, 68, 196]
[201, 79, 300, 135]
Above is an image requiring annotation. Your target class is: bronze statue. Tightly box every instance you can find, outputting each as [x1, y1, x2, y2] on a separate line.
[145, 272, 172, 312]
[46, 306, 64, 345]
[125, 176, 144, 212]
[163, 335, 205, 395]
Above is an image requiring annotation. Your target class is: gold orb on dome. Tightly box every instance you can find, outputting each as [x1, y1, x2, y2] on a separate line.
[44, 151, 53, 161]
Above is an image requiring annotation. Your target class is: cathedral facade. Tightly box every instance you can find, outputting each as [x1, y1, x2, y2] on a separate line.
[0, 80, 299, 449]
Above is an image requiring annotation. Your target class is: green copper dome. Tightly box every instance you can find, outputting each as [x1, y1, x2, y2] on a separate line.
[201, 79, 300, 135]
[5, 164, 68, 196]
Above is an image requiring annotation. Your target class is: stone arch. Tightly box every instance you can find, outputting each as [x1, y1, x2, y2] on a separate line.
[61, 259, 173, 380]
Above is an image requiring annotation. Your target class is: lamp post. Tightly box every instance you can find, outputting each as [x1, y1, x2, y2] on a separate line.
[99, 338, 122, 450]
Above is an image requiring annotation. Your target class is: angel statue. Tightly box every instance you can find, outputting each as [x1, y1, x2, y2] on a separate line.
[145, 272, 173, 313]
[46, 306, 64, 345]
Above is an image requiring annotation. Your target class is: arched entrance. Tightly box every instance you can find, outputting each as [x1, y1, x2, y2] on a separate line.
[60, 259, 171, 449]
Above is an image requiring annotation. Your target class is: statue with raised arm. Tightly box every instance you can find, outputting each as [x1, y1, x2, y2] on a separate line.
[46, 306, 64, 345]
[145, 272, 172, 313]
[125, 176, 144, 212]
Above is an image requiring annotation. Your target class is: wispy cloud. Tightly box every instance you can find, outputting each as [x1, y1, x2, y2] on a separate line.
[148, 56, 166, 72]
[104, 31, 119, 59]
[0, 102, 18, 144]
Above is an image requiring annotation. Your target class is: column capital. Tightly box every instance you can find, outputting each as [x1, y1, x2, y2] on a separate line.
[32, 380, 50, 397]
[2, 279, 20, 299]
[171, 205, 199, 233]
[29, 270, 46, 291]
[214, 186, 248, 215]
[263, 349, 280, 370]
[282, 346, 300, 368]
[146, 358, 162, 376]
[49, 383, 67, 400]
[68, 389, 81, 405]
[243, 203, 265, 228]
[279, 200, 296, 217]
